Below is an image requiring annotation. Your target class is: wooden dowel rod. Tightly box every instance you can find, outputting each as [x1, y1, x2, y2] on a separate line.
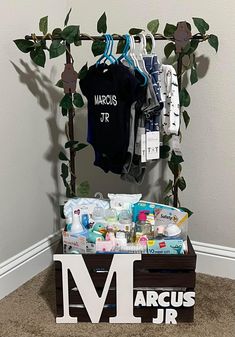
[24, 34, 206, 42]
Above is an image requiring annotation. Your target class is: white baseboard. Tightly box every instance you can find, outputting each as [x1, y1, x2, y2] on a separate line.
[0, 231, 61, 300]
[192, 240, 235, 280]
[0, 234, 234, 300]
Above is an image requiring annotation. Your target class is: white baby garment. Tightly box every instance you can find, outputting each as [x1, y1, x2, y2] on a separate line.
[159, 64, 180, 135]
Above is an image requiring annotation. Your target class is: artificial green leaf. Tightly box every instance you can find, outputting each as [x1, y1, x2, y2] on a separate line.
[192, 17, 209, 35]
[13, 39, 34, 53]
[52, 28, 62, 39]
[160, 145, 171, 159]
[171, 151, 184, 164]
[190, 67, 198, 85]
[164, 179, 173, 194]
[61, 163, 69, 179]
[164, 42, 175, 59]
[168, 161, 182, 176]
[40, 40, 48, 50]
[164, 23, 177, 37]
[49, 40, 66, 59]
[147, 19, 159, 35]
[55, 79, 63, 88]
[77, 180, 90, 197]
[39, 16, 48, 35]
[179, 88, 191, 107]
[129, 28, 144, 35]
[66, 183, 74, 198]
[74, 26, 81, 46]
[163, 195, 171, 205]
[78, 63, 88, 80]
[61, 108, 67, 116]
[179, 207, 193, 218]
[97, 12, 107, 34]
[189, 39, 199, 54]
[168, 53, 179, 65]
[73, 92, 84, 108]
[65, 140, 79, 148]
[60, 94, 73, 109]
[208, 34, 219, 52]
[91, 40, 106, 56]
[116, 39, 126, 54]
[163, 134, 172, 144]
[59, 204, 65, 219]
[182, 110, 190, 128]
[146, 39, 153, 53]
[182, 42, 191, 54]
[177, 176, 186, 191]
[30, 47, 46, 67]
[61, 25, 79, 44]
[74, 143, 88, 151]
[64, 8, 72, 26]
[59, 151, 69, 161]
[192, 53, 197, 69]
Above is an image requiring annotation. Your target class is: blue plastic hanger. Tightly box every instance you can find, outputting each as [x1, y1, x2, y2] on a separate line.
[118, 34, 134, 67]
[96, 34, 116, 67]
[105, 34, 117, 63]
[129, 35, 148, 87]
[117, 34, 147, 86]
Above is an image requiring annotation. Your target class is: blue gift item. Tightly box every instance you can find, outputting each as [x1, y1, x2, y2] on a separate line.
[63, 197, 110, 229]
[147, 239, 184, 255]
[81, 214, 90, 229]
[87, 223, 107, 243]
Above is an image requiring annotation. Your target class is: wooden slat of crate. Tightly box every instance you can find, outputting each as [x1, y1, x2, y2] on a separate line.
[55, 268, 195, 289]
[55, 238, 196, 272]
[56, 305, 194, 323]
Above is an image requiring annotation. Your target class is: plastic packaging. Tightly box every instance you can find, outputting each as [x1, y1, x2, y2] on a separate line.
[108, 193, 142, 215]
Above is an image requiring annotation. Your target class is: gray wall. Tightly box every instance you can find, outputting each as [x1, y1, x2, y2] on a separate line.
[0, 0, 234, 263]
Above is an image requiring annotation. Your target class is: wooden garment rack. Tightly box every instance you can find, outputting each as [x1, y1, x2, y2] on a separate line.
[25, 26, 206, 207]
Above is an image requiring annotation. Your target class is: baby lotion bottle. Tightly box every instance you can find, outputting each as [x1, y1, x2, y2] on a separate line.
[71, 208, 84, 234]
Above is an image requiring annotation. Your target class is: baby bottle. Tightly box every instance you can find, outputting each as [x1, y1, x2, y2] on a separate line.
[105, 208, 118, 230]
[136, 211, 153, 239]
[118, 210, 132, 232]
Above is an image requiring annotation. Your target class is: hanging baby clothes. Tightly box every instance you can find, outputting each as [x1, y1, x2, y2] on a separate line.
[79, 62, 143, 174]
[143, 54, 163, 111]
[159, 65, 180, 135]
[121, 75, 160, 184]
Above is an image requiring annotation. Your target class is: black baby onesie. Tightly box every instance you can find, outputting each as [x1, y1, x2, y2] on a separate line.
[80, 63, 142, 174]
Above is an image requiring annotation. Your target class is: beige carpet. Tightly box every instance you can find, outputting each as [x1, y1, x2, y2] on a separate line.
[0, 267, 234, 337]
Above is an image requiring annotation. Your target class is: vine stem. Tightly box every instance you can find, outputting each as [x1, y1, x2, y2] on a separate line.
[65, 43, 76, 195]
[173, 53, 183, 208]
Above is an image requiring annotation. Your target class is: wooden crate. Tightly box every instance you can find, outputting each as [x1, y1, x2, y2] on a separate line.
[55, 237, 196, 323]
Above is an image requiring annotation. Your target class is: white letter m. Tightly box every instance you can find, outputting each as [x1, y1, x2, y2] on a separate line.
[54, 254, 142, 323]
